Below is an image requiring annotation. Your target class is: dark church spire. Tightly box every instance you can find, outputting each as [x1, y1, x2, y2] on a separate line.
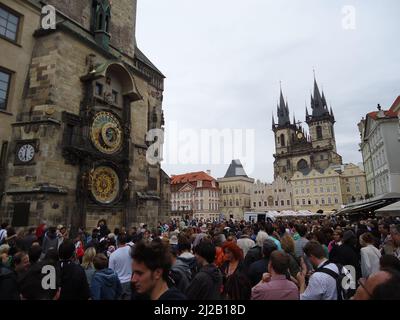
[310, 75, 330, 119]
[277, 87, 290, 126]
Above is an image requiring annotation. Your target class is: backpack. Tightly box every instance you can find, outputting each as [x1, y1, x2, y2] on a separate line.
[315, 261, 355, 300]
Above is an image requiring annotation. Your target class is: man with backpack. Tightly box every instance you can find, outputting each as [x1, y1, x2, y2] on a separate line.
[297, 240, 351, 300]
[185, 240, 223, 300]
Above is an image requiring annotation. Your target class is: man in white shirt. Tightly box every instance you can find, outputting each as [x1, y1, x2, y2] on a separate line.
[109, 234, 133, 300]
[297, 240, 339, 300]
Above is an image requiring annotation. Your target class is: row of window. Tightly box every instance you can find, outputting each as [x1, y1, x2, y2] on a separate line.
[295, 186, 338, 194]
[223, 186, 240, 194]
[296, 198, 339, 206]
[253, 188, 287, 194]
[172, 201, 219, 211]
[172, 190, 219, 199]
[253, 200, 291, 207]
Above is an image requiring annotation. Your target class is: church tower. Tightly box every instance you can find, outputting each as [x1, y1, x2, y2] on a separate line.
[0, 0, 167, 233]
[272, 88, 298, 180]
[305, 77, 342, 169]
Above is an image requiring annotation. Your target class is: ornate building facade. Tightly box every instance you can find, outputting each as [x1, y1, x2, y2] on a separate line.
[218, 160, 254, 220]
[250, 176, 293, 212]
[358, 98, 400, 197]
[170, 171, 220, 221]
[272, 79, 342, 180]
[0, 0, 168, 231]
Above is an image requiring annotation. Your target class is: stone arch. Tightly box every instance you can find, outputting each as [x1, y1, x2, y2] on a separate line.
[90, 61, 142, 102]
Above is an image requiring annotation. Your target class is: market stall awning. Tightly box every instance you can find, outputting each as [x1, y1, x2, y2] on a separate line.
[375, 201, 400, 217]
[337, 199, 388, 215]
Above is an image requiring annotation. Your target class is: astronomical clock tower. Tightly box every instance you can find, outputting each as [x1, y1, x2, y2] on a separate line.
[0, 0, 170, 232]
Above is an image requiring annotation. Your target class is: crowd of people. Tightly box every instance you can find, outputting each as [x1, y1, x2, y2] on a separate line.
[1, 214, 400, 300]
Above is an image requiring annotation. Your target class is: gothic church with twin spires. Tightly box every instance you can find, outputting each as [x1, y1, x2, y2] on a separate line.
[272, 78, 343, 180]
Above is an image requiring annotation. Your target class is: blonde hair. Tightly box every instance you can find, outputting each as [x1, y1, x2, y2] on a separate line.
[281, 234, 295, 254]
[0, 244, 10, 255]
[81, 247, 96, 269]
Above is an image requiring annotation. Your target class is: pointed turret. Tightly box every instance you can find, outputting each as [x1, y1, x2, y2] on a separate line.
[309, 75, 331, 120]
[277, 88, 290, 126]
[272, 112, 276, 129]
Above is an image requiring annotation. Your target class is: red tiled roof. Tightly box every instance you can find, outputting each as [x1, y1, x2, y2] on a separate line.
[390, 96, 400, 113]
[367, 109, 398, 120]
[171, 171, 216, 185]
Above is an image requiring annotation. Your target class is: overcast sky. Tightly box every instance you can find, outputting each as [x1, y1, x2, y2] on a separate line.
[136, 0, 400, 182]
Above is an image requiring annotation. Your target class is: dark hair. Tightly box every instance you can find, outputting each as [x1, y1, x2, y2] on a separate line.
[28, 245, 42, 264]
[44, 248, 59, 263]
[132, 240, 172, 281]
[117, 234, 127, 245]
[177, 235, 191, 253]
[1, 222, 9, 229]
[270, 251, 290, 275]
[194, 240, 216, 264]
[361, 232, 375, 245]
[13, 251, 28, 267]
[296, 224, 307, 237]
[265, 223, 274, 236]
[314, 231, 329, 246]
[58, 240, 75, 260]
[47, 227, 57, 235]
[303, 240, 326, 259]
[93, 253, 108, 270]
[28, 227, 36, 234]
[380, 255, 400, 273]
[262, 239, 277, 258]
[371, 268, 400, 300]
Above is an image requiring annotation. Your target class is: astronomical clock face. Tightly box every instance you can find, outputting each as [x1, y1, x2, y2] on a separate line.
[90, 111, 123, 154]
[17, 144, 35, 163]
[90, 166, 120, 204]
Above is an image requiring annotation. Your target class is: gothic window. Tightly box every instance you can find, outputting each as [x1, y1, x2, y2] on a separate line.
[280, 134, 285, 146]
[92, 0, 111, 32]
[316, 126, 323, 140]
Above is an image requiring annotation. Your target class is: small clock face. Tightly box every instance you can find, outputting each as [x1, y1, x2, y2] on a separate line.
[17, 144, 35, 163]
[90, 111, 123, 154]
[90, 166, 120, 204]
[297, 132, 304, 139]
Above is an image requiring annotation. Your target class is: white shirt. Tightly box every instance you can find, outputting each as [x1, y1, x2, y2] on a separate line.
[300, 260, 338, 300]
[361, 245, 381, 278]
[109, 245, 132, 283]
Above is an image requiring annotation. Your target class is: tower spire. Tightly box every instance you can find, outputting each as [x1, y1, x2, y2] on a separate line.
[277, 85, 290, 126]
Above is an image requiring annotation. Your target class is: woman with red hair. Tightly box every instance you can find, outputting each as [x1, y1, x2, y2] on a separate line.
[220, 241, 251, 300]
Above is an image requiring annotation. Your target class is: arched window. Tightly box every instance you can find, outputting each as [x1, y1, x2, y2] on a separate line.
[280, 134, 285, 146]
[316, 126, 323, 140]
[267, 196, 274, 206]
